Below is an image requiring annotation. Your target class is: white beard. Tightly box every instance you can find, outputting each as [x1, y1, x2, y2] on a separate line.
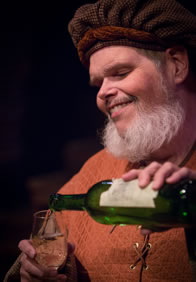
[101, 97, 185, 163]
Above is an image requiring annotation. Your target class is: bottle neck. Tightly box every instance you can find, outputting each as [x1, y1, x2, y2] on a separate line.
[49, 193, 86, 212]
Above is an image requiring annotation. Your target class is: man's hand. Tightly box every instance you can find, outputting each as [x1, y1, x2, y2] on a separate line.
[18, 239, 75, 281]
[122, 161, 196, 235]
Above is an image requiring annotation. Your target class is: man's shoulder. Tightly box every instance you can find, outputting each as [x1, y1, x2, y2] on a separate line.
[58, 148, 130, 194]
[85, 148, 121, 163]
[82, 148, 129, 171]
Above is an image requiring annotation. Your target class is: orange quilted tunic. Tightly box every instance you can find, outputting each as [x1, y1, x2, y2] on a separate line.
[58, 149, 196, 282]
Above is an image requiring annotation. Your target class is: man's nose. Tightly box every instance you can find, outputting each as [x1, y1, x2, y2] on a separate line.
[97, 79, 117, 100]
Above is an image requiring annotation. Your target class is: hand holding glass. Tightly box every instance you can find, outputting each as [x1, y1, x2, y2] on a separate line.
[32, 210, 68, 270]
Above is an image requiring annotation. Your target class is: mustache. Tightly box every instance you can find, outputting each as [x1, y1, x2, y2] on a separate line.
[106, 95, 137, 108]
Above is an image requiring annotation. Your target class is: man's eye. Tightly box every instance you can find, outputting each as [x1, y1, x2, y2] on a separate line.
[118, 72, 128, 76]
[113, 72, 129, 78]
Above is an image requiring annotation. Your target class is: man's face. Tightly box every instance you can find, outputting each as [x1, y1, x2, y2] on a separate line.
[89, 46, 169, 136]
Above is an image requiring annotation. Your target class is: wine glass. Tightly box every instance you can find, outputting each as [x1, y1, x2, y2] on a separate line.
[31, 210, 68, 270]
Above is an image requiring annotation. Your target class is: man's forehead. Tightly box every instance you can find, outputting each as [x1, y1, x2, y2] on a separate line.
[89, 46, 140, 70]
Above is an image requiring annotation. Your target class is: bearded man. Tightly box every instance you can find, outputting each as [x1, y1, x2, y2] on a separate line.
[5, 0, 196, 281]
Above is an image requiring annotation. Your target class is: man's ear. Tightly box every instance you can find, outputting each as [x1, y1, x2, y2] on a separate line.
[165, 46, 189, 84]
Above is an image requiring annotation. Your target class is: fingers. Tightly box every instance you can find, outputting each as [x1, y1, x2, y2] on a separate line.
[122, 161, 196, 190]
[150, 162, 179, 189]
[18, 240, 36, 259]
[137, 162, 162, 188]
[18, 239, 73, 281]
[20, 261, 66, 281]
[20, 254, 53, 277]
[166, 167, 196, 183]
[20, 265, 33, 282]
[122, 168, 142, 181]
[122, 162, 162, 186]
[18, 239, 58, 281]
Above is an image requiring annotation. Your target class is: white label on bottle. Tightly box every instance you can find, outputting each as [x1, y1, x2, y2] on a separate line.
[99, 178, 158, 207]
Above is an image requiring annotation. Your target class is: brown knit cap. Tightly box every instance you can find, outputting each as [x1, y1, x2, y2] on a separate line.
[68, 0, 196, 67]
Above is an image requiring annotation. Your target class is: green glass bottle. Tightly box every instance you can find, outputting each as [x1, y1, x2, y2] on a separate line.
[49, 178, 196, 230]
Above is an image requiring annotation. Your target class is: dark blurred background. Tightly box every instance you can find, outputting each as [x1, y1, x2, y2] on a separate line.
[0, 1, 104, 279]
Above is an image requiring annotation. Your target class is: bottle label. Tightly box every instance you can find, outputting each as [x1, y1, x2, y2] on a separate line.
[100, 178, 158, 207]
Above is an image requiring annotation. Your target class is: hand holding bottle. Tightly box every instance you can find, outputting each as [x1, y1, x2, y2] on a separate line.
[122, 161, 196, 234]
[49, 166, 196, 231]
